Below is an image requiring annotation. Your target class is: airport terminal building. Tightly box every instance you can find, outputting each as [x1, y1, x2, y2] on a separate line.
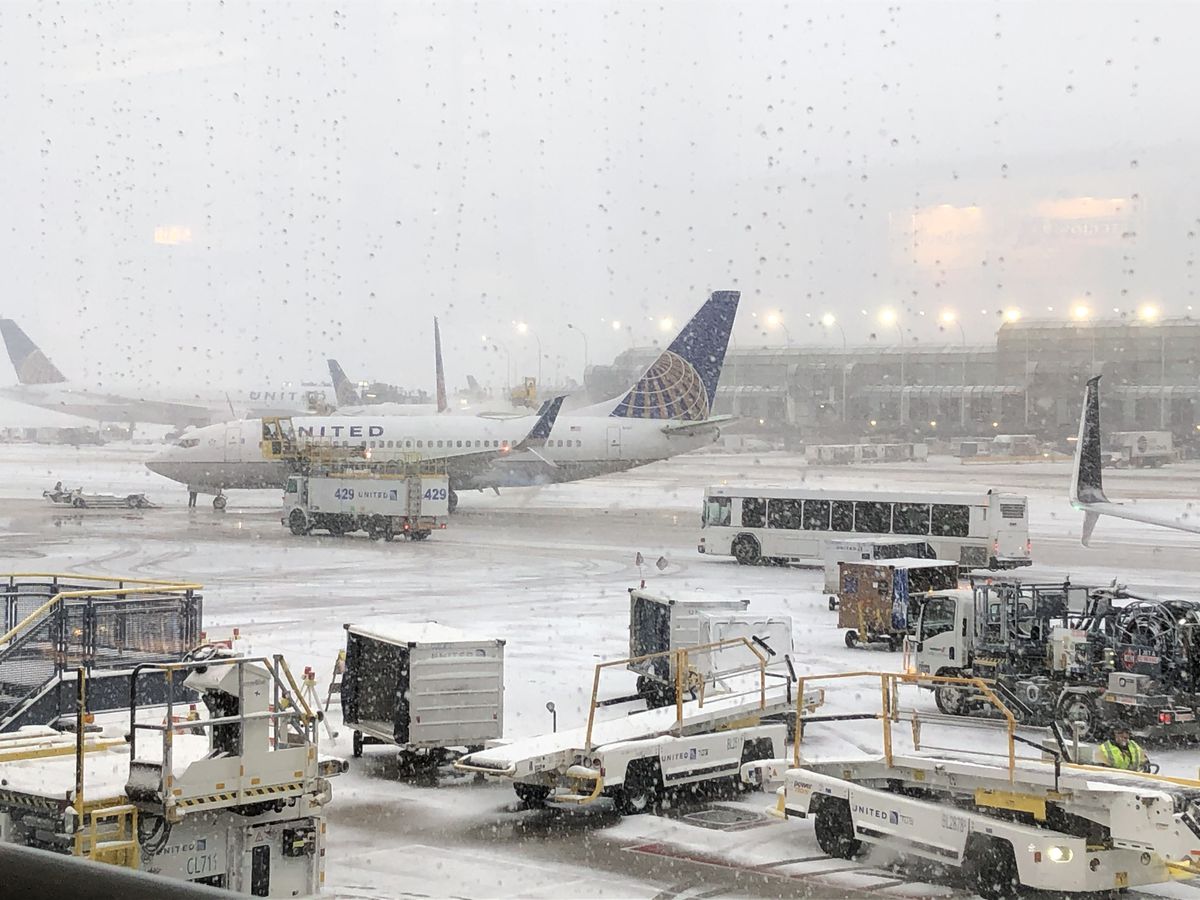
[589, 318, 1200, 443]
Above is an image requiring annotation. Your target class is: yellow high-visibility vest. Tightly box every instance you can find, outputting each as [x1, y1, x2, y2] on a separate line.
[1099, 739, 1146, 770]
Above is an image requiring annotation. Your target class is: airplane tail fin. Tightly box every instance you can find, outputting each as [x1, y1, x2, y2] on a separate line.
[1071, 375, 1109, 507]
[0, 319, 66, 384]
[466, 374, 480, 392]
[434, 317, 448, 413]
[515, 394, 565, 450]
[609, 290, 740, 421]
[327, 359, 362, 406]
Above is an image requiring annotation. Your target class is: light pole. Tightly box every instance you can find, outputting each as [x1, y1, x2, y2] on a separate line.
[516, 321, 542, 388]
[766, 312, 792, 346]
[481, 334, 511, 396]
[1139, 304, 1164, 427]
[821, 313, 847, 423]
[940, 310, 967, 429]
[879, 309, 905, 425]
[566, 322, 589, 378]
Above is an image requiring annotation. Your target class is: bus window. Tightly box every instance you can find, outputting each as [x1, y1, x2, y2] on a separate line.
[741, 497, 766, 528]
[831, 500, 854, 532]
[767, 498, 801, 529]
[932, 504, 970, 537]
[919, 595, 957, 641]
[893, 503, 931, 535]
[703, 497, 731, 527]
[802, 499, 830, 530]
[854, 501, 892, 533]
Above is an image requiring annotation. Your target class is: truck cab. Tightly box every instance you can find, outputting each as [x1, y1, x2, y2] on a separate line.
[912, 589, 974, 677]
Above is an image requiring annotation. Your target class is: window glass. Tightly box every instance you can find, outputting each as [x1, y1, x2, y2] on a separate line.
[893, 503, 931, 535]
[767, 498, 801, 529]
[802, 499, 830, 531]
[919, 595, 957, 641]
[702, 497, 731, 527]
[932, 504, 971, 537]
[741, 497, 766, 528]
[854, 501, 892, 533]
[831, 500, 854, 531]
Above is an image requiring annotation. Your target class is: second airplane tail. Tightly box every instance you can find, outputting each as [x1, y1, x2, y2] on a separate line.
[0, 319, 67, 385]
[327, 359, 362, 406]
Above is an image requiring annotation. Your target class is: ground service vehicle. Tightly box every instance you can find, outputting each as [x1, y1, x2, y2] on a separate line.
[822, 536, 933, 593]
[455, 638, 823, 814]
[1106, 430, 1173, 468]
[0, 654, 345, 895]
[803, 442, 927, 465]
[627, 588, 793, 705]
[283, 470, 449, 539]
[699, 486, 1031, 569]
[836, 558, 959, 650]
[341, 622, 504, 764]
[742, 671, 1200, 899]
[912, 580, 1200, 740]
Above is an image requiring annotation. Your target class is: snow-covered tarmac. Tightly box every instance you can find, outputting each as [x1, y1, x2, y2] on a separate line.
[3, 442, 1200, 899]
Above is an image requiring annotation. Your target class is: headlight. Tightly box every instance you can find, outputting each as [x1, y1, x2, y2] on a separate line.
[1047, 846, 1073, 863]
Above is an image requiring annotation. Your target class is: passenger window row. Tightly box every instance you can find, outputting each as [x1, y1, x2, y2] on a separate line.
[739, 498, 970, 538]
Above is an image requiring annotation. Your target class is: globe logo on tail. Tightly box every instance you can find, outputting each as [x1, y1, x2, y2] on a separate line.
[611, 350, 710, 420]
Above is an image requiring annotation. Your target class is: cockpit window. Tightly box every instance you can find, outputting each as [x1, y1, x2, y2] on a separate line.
[177, 438, 200, 449]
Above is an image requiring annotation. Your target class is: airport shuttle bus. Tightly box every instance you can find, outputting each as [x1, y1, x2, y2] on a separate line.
[698, 486, 1032, 570]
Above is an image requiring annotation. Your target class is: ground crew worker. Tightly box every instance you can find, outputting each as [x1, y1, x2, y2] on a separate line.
[1098, 726, 1149, 771]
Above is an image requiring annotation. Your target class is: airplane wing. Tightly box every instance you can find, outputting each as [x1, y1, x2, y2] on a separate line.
[1070, 375, 1200, 543]
[660, 414, 736, 437]
[439, 395, 565, 479]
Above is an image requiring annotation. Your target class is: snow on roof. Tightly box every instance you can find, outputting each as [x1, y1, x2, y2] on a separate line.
[630, 588, 749, 608]
[842, 557, 959, 570]
[345, 621, 502, 646]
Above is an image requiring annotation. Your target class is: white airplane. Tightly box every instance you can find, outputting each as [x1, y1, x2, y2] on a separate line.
[1070, 374, 1200, 543]
[145, 290, 740, 509]
[0, 318, 331, 429]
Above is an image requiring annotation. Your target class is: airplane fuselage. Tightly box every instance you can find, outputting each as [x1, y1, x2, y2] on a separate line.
[145, 412, 718, 493]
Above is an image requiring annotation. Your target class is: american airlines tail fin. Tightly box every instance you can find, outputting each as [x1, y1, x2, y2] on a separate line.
[0, 319, 66, 384]
[1070, 374, 1200, 542]
[327, 360, 361, 406]
[608, 290, 740, 421]
[434, 317, 448, 413]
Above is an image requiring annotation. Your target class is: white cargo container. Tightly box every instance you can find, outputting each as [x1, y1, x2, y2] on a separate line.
[283, 471, 449, 540]
[1107, 430, 1173, 468]
[627, 588, 793, 704]
[822, 536, 934, 593]
[341, 622, 504, 763]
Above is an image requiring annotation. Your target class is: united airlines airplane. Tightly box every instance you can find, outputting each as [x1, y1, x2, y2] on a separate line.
[1070, 375, 1200, 543]
[145, 290, 740, 509]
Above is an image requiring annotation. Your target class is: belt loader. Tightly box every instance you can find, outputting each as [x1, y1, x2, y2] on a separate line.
[742, 671, 1200, 899]
[455, 637, 823, 815]
[0, 654, 346, 896]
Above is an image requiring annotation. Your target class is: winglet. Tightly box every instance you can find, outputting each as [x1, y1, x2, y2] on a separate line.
[327, 360, 361, 406]
[1071, 375, 1108, 508]
[434, 317, 448, 413]
[515, 394, 565, 450]
[0, 319, 66, 384]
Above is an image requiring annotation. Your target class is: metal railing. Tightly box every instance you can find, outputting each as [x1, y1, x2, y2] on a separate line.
[584, 637, 774, 751]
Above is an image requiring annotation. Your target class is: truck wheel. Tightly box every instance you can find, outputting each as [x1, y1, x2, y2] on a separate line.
[732, 535, 761, 566]
[935, 680, 967, 716]
[616, 760, 663, 815]
[813, 798, 862, 859]
[72, 497, 86, 508]
[513, 783, 550, 807]
[963, 835, 1019, 900]
[352, 730, 363, 758]
[1055, 692, 1098, 742]
[288, 510, 310, 535]
[844, 630, 859, 649]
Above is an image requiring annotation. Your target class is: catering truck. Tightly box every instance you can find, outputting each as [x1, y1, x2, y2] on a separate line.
[283, 470, 449, 540]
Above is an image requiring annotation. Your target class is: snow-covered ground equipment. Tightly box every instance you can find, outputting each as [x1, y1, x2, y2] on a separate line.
[821, 536, 934, 594]
[911, 579, 1200, 740]
[0, 654, 345, 895]
[627, 587, 793, 705]
[454, 637, 823, 814]
[743, 670, 1200, 899]
[836, 558, 959, 650]
[43, 485, 154, 508]
[341, 622, 504, 764]
[1106, 430, 1173, 468]
[0, 574, 202, 733]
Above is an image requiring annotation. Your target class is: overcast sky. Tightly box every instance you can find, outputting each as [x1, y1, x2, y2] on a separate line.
[1, 1, 1197, 392]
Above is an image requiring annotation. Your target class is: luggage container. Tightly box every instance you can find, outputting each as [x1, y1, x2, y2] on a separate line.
[341, 623, 504, 764]
[837, 558, 959, 650]
[822, 536, 934, 594]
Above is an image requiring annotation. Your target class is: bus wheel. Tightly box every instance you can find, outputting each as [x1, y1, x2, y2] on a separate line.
[844, 630, 859, 649]
[732, 535, 760, 565]
[963, 835, 1019, 900]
